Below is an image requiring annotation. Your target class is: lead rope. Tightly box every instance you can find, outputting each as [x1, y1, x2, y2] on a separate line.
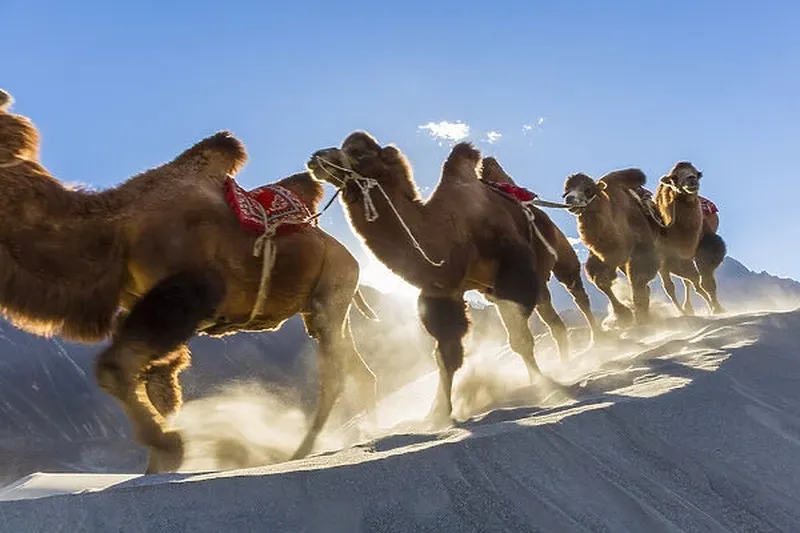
[315, 157, 445, 267]
[520, 203, 559, 260]
[0, 158, 27, 169]
[627, 188, 675, 229]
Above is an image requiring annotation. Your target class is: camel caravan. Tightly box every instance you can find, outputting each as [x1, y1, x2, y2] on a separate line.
[0, 89, 727, 474]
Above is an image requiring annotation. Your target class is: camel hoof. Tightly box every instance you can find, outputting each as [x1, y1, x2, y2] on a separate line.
[145, 431, 184, 474]
[425, 399, 453, 427]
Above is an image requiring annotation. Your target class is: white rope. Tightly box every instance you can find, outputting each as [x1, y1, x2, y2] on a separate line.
[0, 158, 27, 169]
[315, 156, 445, 267]
[248, 201, 278, 322]
[521, 203, 558, 260]
[628, 188, 674, 229]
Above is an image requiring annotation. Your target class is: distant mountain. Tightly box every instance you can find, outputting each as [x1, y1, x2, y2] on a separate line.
[546, 254, 800, 318]
[0, 254, 797, 486]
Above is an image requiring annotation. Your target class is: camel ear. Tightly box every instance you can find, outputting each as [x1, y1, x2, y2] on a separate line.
[0, 89, 12, 112]
[381, 145, 403, 163]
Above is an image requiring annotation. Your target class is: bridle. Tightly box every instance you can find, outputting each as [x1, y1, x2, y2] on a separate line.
[312, 154, 445, 267]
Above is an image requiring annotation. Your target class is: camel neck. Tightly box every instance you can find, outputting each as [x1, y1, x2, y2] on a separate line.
[341, 184, 444, 287]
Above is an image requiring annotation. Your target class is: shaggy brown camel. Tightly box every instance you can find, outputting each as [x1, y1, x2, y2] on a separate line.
[479, 156, 602, 349]
[562, 169, 660, 325]
[651, 162, 726, 314]
[306, 131, 556, 421]
[0, 89, 376, 473]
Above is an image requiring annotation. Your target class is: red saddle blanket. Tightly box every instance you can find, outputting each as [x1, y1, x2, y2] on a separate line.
[485, 181, 538, 203]
[224, 178, 315, 236]
[631, 186, 718, 219]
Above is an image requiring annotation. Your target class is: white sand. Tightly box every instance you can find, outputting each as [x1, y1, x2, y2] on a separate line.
[1, 308, 799, 532]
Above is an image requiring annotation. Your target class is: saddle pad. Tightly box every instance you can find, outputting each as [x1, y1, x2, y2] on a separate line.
[224, 178, 314, 236]
[700, 196, 719, 217]
[485, 181, 538, 202]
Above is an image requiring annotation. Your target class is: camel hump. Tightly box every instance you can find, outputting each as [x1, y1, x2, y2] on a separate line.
[274, 171, 325, 212]
[0, 89, 12, 111]
[598, 168, 647, 190]
[174, 130, 248, 177]
[480, 156, 517, 185]
[440, 142, 482, 185]
[447, 142, 481, 166]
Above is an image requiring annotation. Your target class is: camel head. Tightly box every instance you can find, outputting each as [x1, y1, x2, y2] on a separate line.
[660, 161, 702, 195]
[0, 89, 41, 165]
[563, 173, 605, 214]
[307, 131, 416, 197]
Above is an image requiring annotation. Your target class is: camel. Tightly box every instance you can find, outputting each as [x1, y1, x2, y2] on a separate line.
[651, 162, 726, 315]
[478, 156, 602, 349]
[306, 131, 556, 422]
[0, 89, 377, 473]
[562, 169, 660, 325]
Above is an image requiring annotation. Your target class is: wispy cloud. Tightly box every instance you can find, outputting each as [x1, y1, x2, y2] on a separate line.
[522, 117, 545, 133]
[485, 131, 503, 144]
[418, 121, 470, 143]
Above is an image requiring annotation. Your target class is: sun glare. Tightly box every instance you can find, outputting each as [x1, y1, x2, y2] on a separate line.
[360, 254, 420, 301]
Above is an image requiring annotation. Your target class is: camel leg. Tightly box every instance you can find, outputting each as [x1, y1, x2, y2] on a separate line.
[627, 244, 660, 325]
[291, 291, 377, 461]
[553, 260, 602, 344]
[144, 346, 191, 418]
[681, 279, 696, 315]
[696, 233, 727, 314]
[586, 253, 633, 325]
[94, 268, 225, 474]
[495, 300, 543, 382]
[659, 265, 685, 316]
[534, 284, 569, 361]
[665, 258, 713, 316]
[493, 245, 543, 380]
[418, 294, 469, 422]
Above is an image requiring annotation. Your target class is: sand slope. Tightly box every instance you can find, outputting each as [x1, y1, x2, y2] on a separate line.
[1, 309, 799, 532]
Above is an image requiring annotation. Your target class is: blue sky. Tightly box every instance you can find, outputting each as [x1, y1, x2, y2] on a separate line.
[3, 0, 799, 281]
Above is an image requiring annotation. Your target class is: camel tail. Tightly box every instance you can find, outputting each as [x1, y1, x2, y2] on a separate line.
[174, 131, 249, 177]
[598, 168, 647, 190]
[352, 289, 379, 321]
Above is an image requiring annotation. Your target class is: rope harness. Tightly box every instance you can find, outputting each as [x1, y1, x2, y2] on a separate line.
[224, 179, 332, 326]
[483, 182, 559, 260]
[314, 156, 445, 267]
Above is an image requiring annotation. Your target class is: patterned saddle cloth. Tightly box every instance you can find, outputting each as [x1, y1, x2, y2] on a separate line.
[484, 181, 538, 203]
[629, 186, 718, 225]
[224, 178, 315, 236]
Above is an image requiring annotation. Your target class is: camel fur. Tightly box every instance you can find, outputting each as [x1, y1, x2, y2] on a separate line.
[654, 161, 726, 315]
[479, 156, 602, 349]
[307, 131, 556, 422]
[0, 89, 377, 473]
[562, 169, 660, 325]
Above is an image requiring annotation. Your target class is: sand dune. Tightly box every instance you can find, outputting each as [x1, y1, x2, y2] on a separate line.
[1, 308, 799, 532]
